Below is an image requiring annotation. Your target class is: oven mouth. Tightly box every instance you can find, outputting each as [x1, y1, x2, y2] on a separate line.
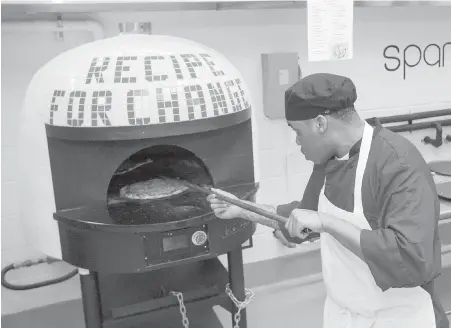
[107, 145, 214, 225]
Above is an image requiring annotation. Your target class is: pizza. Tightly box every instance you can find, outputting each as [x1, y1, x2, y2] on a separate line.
[119, 177, 189, 200]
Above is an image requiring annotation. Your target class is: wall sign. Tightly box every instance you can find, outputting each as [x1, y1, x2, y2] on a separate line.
[300, 15, 451, 111]
[307, 0, 354, 62]
[383, 42, 451, 80]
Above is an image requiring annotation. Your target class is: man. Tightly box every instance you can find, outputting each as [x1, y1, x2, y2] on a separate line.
[207, 73, 448, 328]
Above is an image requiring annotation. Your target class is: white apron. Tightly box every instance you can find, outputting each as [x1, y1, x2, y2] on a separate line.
[319, 122, 436, 328]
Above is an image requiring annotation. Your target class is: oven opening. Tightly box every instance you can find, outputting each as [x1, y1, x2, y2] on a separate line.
[107, 145, 214, 225]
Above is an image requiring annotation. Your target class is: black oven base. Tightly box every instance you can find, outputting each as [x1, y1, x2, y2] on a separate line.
[79, 250, 248, 328]
[55, 183, 258, 274]
[56, 215, 254, 274]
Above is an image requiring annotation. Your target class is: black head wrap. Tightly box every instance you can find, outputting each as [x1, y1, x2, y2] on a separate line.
[285, 73, 357, 121]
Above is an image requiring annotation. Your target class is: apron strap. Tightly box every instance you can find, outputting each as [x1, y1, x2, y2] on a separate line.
[353, 122, 374, 213]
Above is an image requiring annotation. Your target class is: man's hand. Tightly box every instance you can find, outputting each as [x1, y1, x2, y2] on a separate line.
[206, 188, 243, 220]
[285, 209, 324, 239]
[207, 190, 281, 229]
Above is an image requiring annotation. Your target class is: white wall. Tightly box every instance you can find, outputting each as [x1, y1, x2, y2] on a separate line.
[2, 6, 451, 267]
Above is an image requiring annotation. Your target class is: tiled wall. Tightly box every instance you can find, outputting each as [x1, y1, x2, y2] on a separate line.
[2, 6, 451, 268]
[1, 31, 96, 266]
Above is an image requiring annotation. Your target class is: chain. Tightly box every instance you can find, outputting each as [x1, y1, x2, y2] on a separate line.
[171, 285, 255, 328]
[170, 291, 190, 328]
[225, 283, 255, 328]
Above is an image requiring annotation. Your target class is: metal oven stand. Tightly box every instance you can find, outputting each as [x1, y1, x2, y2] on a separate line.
[79, 248, 249, 328]
[79, 269, 103, 328]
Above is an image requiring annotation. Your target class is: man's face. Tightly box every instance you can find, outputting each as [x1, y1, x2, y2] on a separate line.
[288, 117, 334, 164]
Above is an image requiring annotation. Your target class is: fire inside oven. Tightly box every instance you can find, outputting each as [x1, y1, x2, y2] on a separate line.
[107, 145, 214, 226]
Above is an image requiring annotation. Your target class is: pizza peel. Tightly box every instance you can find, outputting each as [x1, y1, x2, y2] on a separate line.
[109, 174, 311, 233]
[161, 176, 312, 233]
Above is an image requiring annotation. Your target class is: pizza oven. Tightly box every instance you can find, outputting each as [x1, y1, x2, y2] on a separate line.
[47, 117, 257, 273]
[21, 25, 257, 328]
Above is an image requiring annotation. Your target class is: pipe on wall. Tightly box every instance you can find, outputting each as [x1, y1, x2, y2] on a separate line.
[367, 109, 451, 126]
[2, 20, 105, 40]
[386, 119, 451, 133]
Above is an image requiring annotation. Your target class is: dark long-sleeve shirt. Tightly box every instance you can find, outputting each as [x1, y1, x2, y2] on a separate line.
[276, 124, 448, 328]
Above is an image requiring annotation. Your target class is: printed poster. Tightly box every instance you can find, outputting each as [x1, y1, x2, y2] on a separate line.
[307, 0, 354, 62]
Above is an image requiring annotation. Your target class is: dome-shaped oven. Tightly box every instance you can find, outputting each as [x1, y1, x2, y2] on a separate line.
[19, 31, 256, 264]
[23, 33, 252, 140]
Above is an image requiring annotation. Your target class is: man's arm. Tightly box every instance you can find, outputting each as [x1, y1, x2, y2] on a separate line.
[276, 164, 325, 244]
[233, 203, 302, 247]
[360, 159, 437, 291]
[321, 158, 437, 291]
[239, 202, 280, 230]
[237, 201, 319, 245]
[234, 164, 325, 243]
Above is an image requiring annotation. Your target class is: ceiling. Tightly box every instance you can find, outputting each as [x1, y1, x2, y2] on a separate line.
[2, 0, 450, 20]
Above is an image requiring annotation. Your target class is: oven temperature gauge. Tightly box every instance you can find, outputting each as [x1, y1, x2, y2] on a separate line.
[191, 231, 208, 246]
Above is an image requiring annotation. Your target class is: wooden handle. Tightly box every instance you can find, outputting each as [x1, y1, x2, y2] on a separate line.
[169, 177, 312, 233]
[210, 188, 312, 234]
[211, 191, 288, 224]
